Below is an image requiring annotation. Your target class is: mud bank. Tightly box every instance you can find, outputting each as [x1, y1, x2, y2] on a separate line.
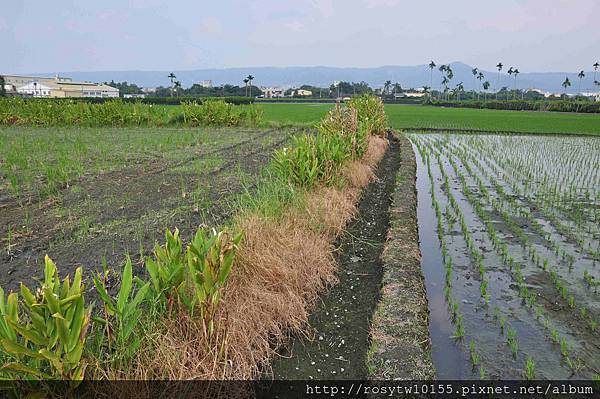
[367, 134, 435, 379]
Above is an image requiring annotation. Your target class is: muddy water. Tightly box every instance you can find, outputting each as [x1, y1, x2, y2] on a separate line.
[413, 146, 472, 379]
[410, 132, 600, 380]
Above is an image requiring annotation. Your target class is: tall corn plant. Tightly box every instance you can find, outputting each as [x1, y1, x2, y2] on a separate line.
[0, 256, 91, 381]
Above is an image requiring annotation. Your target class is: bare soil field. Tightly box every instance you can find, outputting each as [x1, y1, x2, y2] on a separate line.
[0, 127, 296, 292]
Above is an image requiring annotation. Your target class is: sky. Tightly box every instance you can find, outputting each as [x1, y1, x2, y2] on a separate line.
[2, 0, 598, 74]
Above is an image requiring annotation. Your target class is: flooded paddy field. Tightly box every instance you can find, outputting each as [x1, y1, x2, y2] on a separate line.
[408, 132, 599, 379]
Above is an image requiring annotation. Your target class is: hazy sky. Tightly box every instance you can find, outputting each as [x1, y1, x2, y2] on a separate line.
[2, 0, 598, 73]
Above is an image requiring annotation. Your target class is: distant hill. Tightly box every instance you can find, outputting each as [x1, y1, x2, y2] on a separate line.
[23, 62, 599, 94]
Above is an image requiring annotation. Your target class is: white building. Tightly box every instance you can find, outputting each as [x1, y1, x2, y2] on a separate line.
[6, 75, 118, 98]
[16, 81, 53, 97]
[198, 80, 213, 88]
[262, 87, 285, 98]
[294, 89, 313, 96]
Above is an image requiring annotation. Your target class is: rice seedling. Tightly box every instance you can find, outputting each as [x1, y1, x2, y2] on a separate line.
[469, 339, 481, 366]
[453, 315, 465, 339]
[560, 338, 569, 357]
[479, 366, 486, 380]
[525, 356, 535, 380]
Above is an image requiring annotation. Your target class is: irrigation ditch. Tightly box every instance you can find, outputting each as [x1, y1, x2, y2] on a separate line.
[266, 134, 401, 381]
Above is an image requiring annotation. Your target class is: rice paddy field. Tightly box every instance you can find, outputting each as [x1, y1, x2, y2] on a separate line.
[0, 126, 296, 292]
[409, 132, 599, 379]
[261, 103, 600, 135]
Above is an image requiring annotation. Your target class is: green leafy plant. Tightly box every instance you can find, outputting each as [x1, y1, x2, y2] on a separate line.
[145, 228, 187, 306]
[0, 255, 91, 381]
[525, 356, 535, 380]
[92, 255, 151, 367]
[184, 228, 243, 340]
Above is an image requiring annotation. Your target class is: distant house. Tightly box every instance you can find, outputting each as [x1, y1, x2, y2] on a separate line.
[295, 89, 313, 97]
[394, 91, 425, 99]
[123, 93, 146, 99]
[4, 74, 118, 98]
[262, 87, 285, 98]
[198, 80, 213, 88]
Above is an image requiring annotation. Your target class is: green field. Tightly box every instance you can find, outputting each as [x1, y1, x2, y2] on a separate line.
[261, 103, 600, 135]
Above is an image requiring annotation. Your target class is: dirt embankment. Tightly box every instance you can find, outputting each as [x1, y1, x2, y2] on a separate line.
[368, 133, 435, 379]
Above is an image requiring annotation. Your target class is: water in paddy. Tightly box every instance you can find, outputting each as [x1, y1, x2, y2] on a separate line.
[410, 133, 599, 380]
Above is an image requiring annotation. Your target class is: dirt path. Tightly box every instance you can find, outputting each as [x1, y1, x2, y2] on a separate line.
[367, 133, 434, 379]
[267, 134, 401, 380]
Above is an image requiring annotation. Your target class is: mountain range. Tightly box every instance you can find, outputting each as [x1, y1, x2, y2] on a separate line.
[25, 62, 600, 94]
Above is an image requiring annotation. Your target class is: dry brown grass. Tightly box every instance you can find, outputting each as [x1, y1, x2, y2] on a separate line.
[131, 135, 388, 380]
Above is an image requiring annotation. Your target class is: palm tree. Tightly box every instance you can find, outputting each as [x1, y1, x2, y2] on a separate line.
[594, 62, 600, 91]
[174, 80, 182, 96]
[456, 82, 464, 100]
[243, 78, 249, 96]
[512, 68, 519, 99]
[168, 72, 177, 96]
[577, 70, 585, 95]
[422, 86, 431, 98]
[246, 75, 255, 97]
[438, 64, 447, 98]
[441, 76, 449, 101]
[393, 83, 402, 96]
[477, 72, 484, 100]
[496, 62, 503, 99]
[471, 67, 478, 96]
[429, 61, 436, 92]
[446, 66, 454, 81]
[562, 77, 571, 96]
[384, 80, 392, 96]
[483, 81, 490, 101]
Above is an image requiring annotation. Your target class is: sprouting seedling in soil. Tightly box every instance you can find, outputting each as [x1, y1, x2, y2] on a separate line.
[590, 319, 598, 333]
[451, 302, 459, 320]
[469, 339, 481, 366]
[479, 366, 486, 380]
[493, 306, 500, 319]
[560, 338, 569, 357]
[499, 316, 506, 332]
[568, 295, 575, 308]
[525, 357, 535, 380]
[453, 315, 465, 339]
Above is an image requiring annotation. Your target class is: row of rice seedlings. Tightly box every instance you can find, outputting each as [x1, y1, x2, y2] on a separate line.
[417, 136, 528, 377]
[470, 135, 599, 228]
[443, 149, 589, 374]
[449, 137, 599, 263]
[433, 151, 537, 373]
[447, 143, 599, 331]
[417, 143, 463, 338]
[464, 137, 599, 261]
[455, 134, 599, 248]
[456, 143, 600, 301]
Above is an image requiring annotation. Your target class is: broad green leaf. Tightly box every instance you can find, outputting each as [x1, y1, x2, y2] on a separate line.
[19, 284, 36, 308]
[2, 362, 52, 379]
[9, 322, 46, 346]
[117, 256, 133, 314]
[1, 339, 43, 359]
[92, 274, 115, 313]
